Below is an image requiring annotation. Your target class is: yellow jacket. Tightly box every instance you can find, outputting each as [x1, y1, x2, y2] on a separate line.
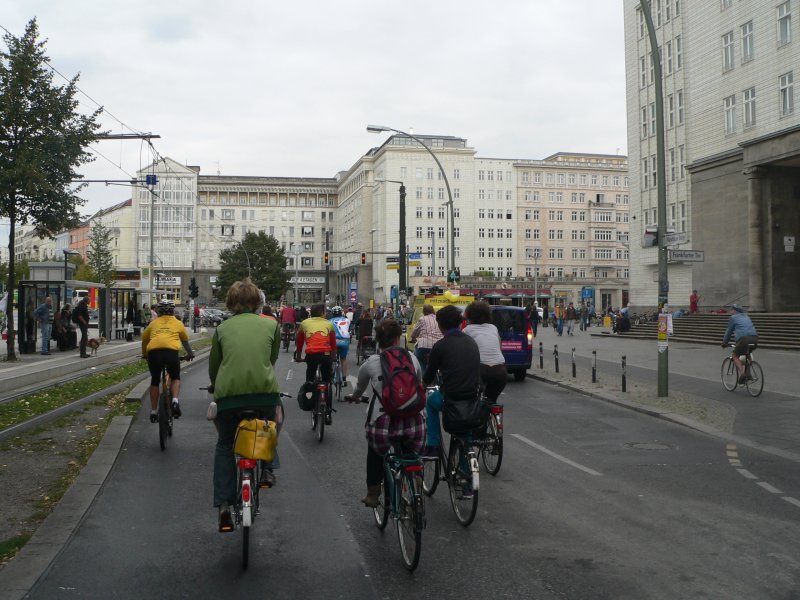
[142, 316, 189, 354]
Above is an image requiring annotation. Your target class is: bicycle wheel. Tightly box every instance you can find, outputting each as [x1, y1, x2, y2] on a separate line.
[373, 477, 390, 530]
[334, 367, 343, 403]
[311, 396, 319, 431]
[158, 392, 169, 451]
[422, 456, 439, 497]
[317, 397, 325, 443]
[480, 414, 503, 476]
[396, 472, 422, 571]
[242, 524, 249, 569]
[447, 440, 478, 527]
[746, 361, 764, 398]
[721, 357, 738, 392]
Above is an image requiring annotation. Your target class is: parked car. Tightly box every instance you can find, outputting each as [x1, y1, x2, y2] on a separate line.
[490, 305, 533, 381]
[200, 308, 231, 327]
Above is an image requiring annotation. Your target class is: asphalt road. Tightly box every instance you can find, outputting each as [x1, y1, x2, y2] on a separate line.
[30, 351, 800, 599]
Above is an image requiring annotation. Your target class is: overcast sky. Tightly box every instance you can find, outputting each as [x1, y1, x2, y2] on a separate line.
[1, 0, 627, 246]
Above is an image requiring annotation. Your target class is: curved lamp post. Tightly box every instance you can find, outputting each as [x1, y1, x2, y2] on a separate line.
[367, 124, 455, 275]
[375, 178, 407, 300]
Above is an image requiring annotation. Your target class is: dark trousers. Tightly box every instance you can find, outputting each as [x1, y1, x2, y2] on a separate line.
[305, 352, 332, 383]
[78, 324, 88, 355]
[367, 445, 383, 486]
[480, 363, 508, 403]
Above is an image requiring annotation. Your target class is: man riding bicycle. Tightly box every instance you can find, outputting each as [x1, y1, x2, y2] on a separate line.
[721, 303, 759, 384]
[329, 306, 351, 385]
[142, 299, 194, 423]
[295, 303, 337, 423]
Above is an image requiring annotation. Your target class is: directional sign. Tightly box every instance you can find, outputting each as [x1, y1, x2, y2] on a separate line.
[386, 264, 399, 270]
[668, 249, 705, 262]
[664, 232, 689, 246]
[408, 260, 422, 267]
[408, 252, 421, 260]
[386, 256, 399, 263]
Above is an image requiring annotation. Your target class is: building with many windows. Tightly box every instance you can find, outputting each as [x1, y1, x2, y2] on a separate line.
[624, 0, 800, 311]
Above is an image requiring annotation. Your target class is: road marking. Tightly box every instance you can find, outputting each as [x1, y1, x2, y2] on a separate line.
[511, 434, 602, 477]
[783, 497, 800, 508]
[736, 468, 758, 480]
[729, 459, 741, 466]
[286, 370, 293, 381]
[756, 481, 783, 494]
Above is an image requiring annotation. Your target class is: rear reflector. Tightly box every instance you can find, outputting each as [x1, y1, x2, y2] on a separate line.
[404, 464, 423, 472]
[242, 483, 250, 503]
[239, 459, 258, 469]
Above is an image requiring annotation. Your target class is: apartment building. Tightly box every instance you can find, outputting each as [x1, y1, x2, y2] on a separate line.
[473, 158, 518, 278]
[624, 0, 800, 311]
[89, 199, 136, 270]
[516, 153, 630, 310]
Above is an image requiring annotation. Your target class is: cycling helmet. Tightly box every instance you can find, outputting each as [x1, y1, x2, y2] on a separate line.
[331, 306, 343, 316]
[155, 298, 175, 316]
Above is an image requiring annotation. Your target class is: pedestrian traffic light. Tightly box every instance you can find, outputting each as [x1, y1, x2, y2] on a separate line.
[189, 277, 199, 299]
[323, 251, 330, 265]
[360, 252, 367, 265]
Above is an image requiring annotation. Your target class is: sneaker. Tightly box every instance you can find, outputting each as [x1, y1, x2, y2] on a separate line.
[218, 503, 234, 533]
[738, 374, 747, 385]
[422, 445, 440, 459]
[460, 484, 474, 499]
[149, 410, 158, 423]
[259, 468, 276, 489]
[171, 400, 182, 418]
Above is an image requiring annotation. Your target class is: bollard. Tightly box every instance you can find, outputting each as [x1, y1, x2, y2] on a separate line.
[572, 347, 576, 378]
[592, 350, 597, 383]
[554, 344, 559, 373]
[622, 355, 627, 392]
[539, 341, 544, 369]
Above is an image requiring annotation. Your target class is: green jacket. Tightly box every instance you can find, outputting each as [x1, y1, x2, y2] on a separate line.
[209, 312, 281, 410]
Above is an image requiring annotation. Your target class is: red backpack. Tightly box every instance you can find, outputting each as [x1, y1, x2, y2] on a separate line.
[375, 347, 426, 418]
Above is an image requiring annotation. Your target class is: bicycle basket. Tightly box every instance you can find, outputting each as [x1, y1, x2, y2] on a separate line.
[234, 418, 278, 461]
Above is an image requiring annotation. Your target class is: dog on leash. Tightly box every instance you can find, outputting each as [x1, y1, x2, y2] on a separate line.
[87, 336, 106, 356]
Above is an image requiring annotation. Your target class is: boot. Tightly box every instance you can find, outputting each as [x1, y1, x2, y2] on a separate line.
[361, 485, 382, 508]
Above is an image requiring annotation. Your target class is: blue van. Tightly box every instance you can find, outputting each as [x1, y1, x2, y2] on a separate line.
[490, 305, 533, 381]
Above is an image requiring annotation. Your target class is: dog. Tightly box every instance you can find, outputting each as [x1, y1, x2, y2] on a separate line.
[87, 336, 106, 356]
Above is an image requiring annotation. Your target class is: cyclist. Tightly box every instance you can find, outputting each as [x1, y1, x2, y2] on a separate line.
[463, 301, 506, 404]
[329, 306, 351, 385]
[421, 304, 481, 458]
[345, 319, 425, 507]
[721, 303, 759, 384]
[295, 303, 337, 423]
[209, 279, 282, 532]
[142, 299, 194, 423]
[410, 303, 442, 372]
[280, 303, 297, 341]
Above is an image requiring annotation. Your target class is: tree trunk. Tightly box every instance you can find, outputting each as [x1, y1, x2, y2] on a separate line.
[6, 205, 17, 362]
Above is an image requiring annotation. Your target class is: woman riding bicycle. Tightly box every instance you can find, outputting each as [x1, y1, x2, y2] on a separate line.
[345, 319, 426, 508]
[209, 279, 283, 533]
[463, 300, 507, 404]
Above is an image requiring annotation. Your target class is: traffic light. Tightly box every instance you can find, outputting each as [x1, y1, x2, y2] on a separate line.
[189, 277, 199, 299]
[323, 251, 330, 265]
[360, 252, 367, 265]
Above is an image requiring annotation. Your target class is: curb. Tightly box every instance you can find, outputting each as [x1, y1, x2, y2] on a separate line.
[527, 371, 800, 464]
[0, 416, 134, 600]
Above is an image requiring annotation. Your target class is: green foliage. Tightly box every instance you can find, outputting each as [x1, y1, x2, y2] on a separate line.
[217, 231, 289, 299]
[0, 19, 101, 359]
[473, 270, 494, 277]
[87, 222, 114, 286]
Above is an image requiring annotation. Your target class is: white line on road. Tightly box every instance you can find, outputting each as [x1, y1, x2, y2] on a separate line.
[511, 434, 602, 477]
[756, 481, 783, 494]
[286, 370, 293, 381]
[736, 468, 759, 480]
[782, 497, 800, 508]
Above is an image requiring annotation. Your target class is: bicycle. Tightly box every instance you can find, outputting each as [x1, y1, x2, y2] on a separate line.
[149, 355, 190, 451]
[201, 390, 291, 569]
[479, 402, 504, 476]
[721, 343, 763, 397]
[332, 350, 345, 403]
[296, 356, 333, 442]
[281, 323, 295, 353]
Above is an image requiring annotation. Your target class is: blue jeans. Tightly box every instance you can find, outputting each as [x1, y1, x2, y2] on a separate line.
[213, 404, 282, 506]
[425, 389, 444, 448]
[414, 347, 432, 373]
[41, 322, 52, 353]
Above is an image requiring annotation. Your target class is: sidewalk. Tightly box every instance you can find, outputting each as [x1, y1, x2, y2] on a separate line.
[529, 323, 800, 462]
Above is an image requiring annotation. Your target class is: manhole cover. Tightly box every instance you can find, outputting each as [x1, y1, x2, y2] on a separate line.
[625, 442, 673, 451]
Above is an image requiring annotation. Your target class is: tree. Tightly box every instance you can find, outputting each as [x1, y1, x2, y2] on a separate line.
[0, 19, 101, 360]
[217, 232, 289, 300]
[87, 222, 114, 287]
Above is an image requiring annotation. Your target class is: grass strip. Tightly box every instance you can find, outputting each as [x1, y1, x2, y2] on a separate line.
[0, 535, 30, 564]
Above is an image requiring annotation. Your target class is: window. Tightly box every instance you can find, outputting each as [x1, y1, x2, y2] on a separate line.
[666, 40, 673, 74]
[724, 95, 736, 134]
[400, 167, 407, 178]
[722, 31, 735, 71]
[438, 227, 445, 239]
[416, 187, 422, 199]
[643, 158, 649, 189]
[301, 226, 314, 237]
[478, 170, 485, 181]
[487, 170, 494, 181]
[596, 211, 613, 222]
[677, 90, 685, 124]
[488, 228, 495, 238]
[721, 0, 732, 9]
[679, 145, 686, 179]
[453, 168, 460, 180]
[522, 171, 529, 184]
[301, 211, 314, 221]
[533, 210, 540, 220]
[670, 148, 676, 181]
[594, 249, 612, 260]
[546, 173, 554, 184]
[427, 168, 434, 180]
[534, 172, 542, 184]
[741, 21, 754, 62]
[649, 54, 655, 84]
[488, 209, 495, 219]
[778, 1, 792, 47]
[594, 230, 613, 241]
[427, 188, 433, 200]
[301, 257, 314, 267]
[780, 72, 795, 116]
[638, 7, 645, 38]
[427, 207, 434, 219]
[416, 167, 423, 179]
[652, 155, 658, 188]
[416, 226, 423, 238]
[454, 188, 460, 200]
[744, 87, 756, 128]
[439, 207, 445, 219]
[479, 228, 485, 238]
[668, 94, 675, 128]
[676, 35, 682, 69]
[642, 107, 649, 138]
[569, 174, 576, 185]
[438, 188, 445, 200]
[222, 224, 234, 236]
[533, 229, 540, 240]
[416, 207, 423, 218]
[479, 209, 485, 219]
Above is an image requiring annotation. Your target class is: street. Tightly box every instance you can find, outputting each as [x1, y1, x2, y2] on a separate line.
[29, 351, 800, 599]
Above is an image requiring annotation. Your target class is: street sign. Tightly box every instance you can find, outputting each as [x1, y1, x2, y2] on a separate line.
[668, 249, 705, 262]
[349, 290, 357, 304]
[664, 231, 689, 246]
[408, 252, 421, 260]
[386, 264, 399, 270]
[386, 256, 399, 263]
[581, 288, 593, 299]
[408, 260, 422, 267]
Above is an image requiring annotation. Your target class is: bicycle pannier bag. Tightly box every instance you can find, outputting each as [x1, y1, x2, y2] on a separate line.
[376, 346, 426, 418]
[234, 418, 278, 461]
[442, 396, 487, 434]
[297, 381, 316, 411]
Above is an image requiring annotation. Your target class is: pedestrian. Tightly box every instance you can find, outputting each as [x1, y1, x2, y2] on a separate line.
[142, 303, 152, 323]
[579, 302, 587, 331]
[73, 297, 91, 358]
[410, 304, 442, 372]
[555, 302, 564, 336]
[193, 302, 201, 330]
[565, 302, 577, 336]
[588, 302, 595, 328]
[529, 302, 541, 337]
[689, 290, 701, 315]
[34, 296, 54, 355]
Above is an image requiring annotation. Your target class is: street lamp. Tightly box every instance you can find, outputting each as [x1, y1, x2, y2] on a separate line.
[367, 124, 456, 274]
[291, 244, 302, 306]
[62, 248, 79, 280]
[374, 179, 406, 298]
